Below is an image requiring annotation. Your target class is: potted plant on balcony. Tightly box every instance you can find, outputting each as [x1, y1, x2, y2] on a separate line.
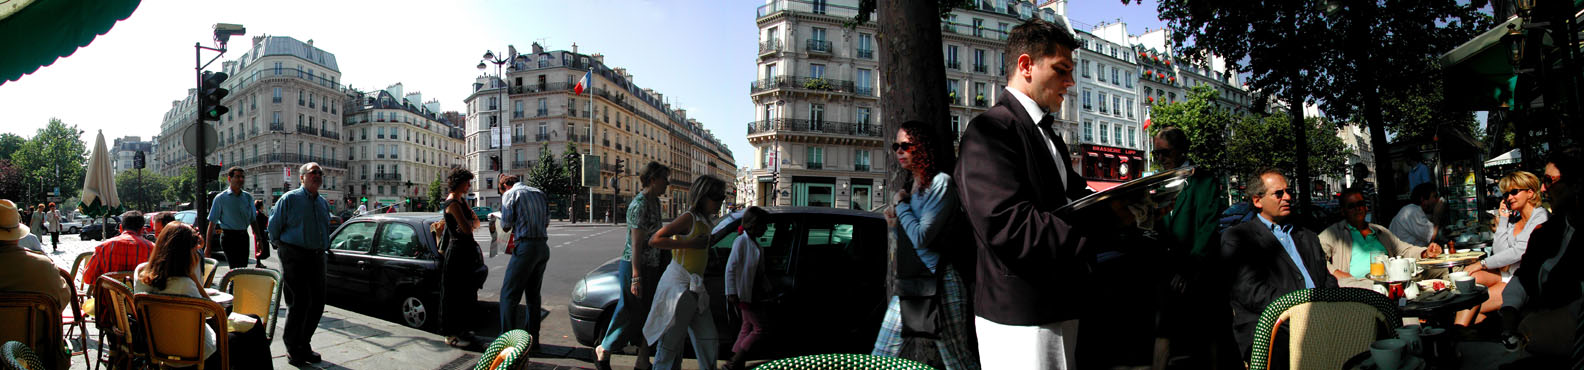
[975, 93, 986, 106]
[803, 78, 831, 91]
[948, 90, 957, 103]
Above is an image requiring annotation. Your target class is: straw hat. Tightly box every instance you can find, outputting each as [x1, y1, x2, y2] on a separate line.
[0, 199, 30, 241]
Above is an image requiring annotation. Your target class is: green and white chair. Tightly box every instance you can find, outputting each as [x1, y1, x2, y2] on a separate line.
[1249, 288, 1401, 370]
[474, 330, 533, 370]
[3, 341, 45, 370]
[757, 353, 937, 370]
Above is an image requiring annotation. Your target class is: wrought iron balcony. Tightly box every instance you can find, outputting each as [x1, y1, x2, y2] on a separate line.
[269, 122, 284, 132]
[536, 134, 551, 141]
[513, 161, 531, 169]
[746, 118, 883, 138]
[805, 39, 832, 54]
[373, 173, 402, 181]
[320, 131, 340, 140]
[856, 48, 873, 59]
[297, 125, 318, 135]
[511, 134, 526, 144]
[974, 64, 988, 73]
[750, 75, 857, 95]
[807, 163, 823, 170]
[759, 40, 783, 56]
[947, 60, 961, 70]
[854, 164, 870, 172]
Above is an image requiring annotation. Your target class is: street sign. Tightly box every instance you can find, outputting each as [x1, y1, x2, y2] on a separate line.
[582, 155, 601, 187]
[182, 123, 219, 157]
[133, 151, 146, 169]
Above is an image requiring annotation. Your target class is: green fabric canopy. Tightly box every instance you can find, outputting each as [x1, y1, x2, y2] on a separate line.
[0, 0, 142, 85]
[1440, 15, 1522, 111]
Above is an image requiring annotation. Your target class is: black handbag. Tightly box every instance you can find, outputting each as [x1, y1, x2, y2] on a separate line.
[893, 226, 945, 339]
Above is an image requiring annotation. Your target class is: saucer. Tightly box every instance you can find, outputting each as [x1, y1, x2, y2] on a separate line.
[1358, 355, 1424, 370]
[1421, 327, 1446, 336]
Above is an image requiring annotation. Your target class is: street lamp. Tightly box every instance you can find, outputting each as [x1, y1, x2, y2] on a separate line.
[478, 48, 528, 208]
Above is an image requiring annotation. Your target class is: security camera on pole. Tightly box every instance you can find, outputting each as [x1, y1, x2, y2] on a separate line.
[192, 23, 245, 250]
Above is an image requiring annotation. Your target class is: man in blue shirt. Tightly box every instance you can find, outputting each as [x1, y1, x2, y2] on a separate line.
[1220, 168, 1338, 360]
[497, 173, 550, 348]
[209, 167, 256, 268]
[268, 162, 332, 366]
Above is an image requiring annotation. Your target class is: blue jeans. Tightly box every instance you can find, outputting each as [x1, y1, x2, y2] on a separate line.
[499, 238, 550, 339]
[599, 259, 637, 351]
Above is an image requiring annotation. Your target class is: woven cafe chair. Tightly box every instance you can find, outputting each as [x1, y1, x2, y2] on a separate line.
[132, 293, 229, 370]
[1249, 288, 1401, 370]
[757, 353, 937, 370]
[474, 330, 534, 370]
[95, 275, 143, 370]
[3, 340, 45, 370]
[200, 258, 219, 289]
[54, 269, 89, 368]
[218, 268, 282, 341]
[0, 291, 64, 370]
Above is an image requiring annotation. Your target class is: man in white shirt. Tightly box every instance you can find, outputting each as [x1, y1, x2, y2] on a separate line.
[1390, 183, 1442, 247]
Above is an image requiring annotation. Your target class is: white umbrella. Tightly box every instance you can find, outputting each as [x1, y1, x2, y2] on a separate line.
[1484, 148, 1521, 167]
[79, 130, 122, 239]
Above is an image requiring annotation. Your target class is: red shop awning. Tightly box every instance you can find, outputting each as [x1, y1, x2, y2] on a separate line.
[1086, 180, 1124, 192]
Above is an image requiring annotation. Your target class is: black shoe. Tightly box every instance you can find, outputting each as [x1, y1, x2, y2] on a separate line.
[1501, 333, 1522, 352]
[287, 351, 322, 365]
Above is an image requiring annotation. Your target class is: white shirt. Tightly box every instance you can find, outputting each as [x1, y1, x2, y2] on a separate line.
[1389, 204, 1435, 247]
[1003, 87, 1070, 189]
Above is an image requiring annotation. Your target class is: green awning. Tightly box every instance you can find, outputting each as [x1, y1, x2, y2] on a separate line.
[1440, 16, 1522, 110]
[0, 0, 142, 85]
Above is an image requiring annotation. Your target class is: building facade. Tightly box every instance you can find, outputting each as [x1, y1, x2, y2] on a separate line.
[111, 136, 153, 175]
[342, 83, 466, 211]
[155, 35, 349, 210]
[1073, 22, 1146, 188]
[464, 43, 734, 219]
[749, 0, 1059, 210]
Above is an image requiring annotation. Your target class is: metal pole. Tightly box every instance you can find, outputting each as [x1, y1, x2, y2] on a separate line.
[497, 61, 505, 207]
[194, 42, 209, 241]
[587, 66, 594, 225]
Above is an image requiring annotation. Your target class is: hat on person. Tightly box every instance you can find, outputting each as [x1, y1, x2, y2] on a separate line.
[0, 199, 31, 241]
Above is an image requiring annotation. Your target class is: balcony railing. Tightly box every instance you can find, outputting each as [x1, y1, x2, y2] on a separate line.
[536, 134, 550, 141]
[506, 82, 573, 95]
[568, 134, 590, 143]
[856, 48, 873, 59]
[234, 153, 346, 170]
[511, 134, 526, 144]
[373, 173, 402, 181]
[947, 60, 961, 70]
[297, 125, 318, 136]
[855, 86, 875, 97]
[320, 131, 340, 140]
[855, 164, 870, 172]
[759, 40, 782, 55]
[807, 163, 823, 170]
[974, 64, 988, 73]
[513, 161, 531, 169]
[269, 122, 284, 132]
[746, 118, 883, 138]
[750, 75, 857, 95]
[805, 39, 832, 54]
[536, 109, 548, 117]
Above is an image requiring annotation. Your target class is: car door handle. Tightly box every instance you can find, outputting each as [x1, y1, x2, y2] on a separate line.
[356, 260, 368, 269]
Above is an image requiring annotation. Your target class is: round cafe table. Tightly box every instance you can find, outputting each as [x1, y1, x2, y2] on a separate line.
[1400, 286, 1487, 328]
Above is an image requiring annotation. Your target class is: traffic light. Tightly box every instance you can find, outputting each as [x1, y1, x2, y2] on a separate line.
[615, 158, 625, 173]
[361, 197, 368, 203]
[199, 71, 230, 121]
[202, 164, 223, 180]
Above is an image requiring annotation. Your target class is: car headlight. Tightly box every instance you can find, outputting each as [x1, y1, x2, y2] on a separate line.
[572, 279, 588, 302]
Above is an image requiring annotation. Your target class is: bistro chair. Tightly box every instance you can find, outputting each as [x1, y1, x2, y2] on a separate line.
[200, 258, 218, 289]
[94, 275, 142, 370]
[0, 291, 65, 370]
[132, 293, 228, 370]
[1249, 288, 1401, 370]
[218, 268, 282, 341]
[474, 330, 533, 370]
[2, 341, 45, 370]
[54, 269, 90, 368]
[757, 353, 937, 370]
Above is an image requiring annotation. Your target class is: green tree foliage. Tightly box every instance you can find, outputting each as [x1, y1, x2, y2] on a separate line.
[166, 167, 196, 206]
[1226, 114, 1352, 182]
[528, 145, 568, 197]
[0, 160, 26, 203]
[427, 172, 447, 212]
[561, 142, 585, 220]
[0, 134, 26, 159]
[115, 169, 170, 211]
[12, 118, 87, 202]
[1146, 85, 1233, 173]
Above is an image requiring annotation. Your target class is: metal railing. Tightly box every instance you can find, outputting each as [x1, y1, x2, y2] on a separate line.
[296, 125, 318, 136]
[974, 64, 988, 73]
[760, 40, 782, 54]
[746, 118, 883, 138]
[511, 135, 526, 144]
[269, 122, 284, 132]
[373, 173, 402, 181]
[536, 134, 551, 141]
[856, 48, 873, 59]
[320, 131, 340, 140]
[751, 75, 857, 95]
[947, 60, 961, 70]
[513, 161, 532, 169]
[806, 39, 832, 54]
[855, 164, 870, 172]
[807, 162, 823, 170]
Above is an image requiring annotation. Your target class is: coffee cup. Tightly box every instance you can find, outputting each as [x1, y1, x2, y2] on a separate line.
[1396, 326, 1423, 354]
[1449, 271, 1470, 281]
[1371, 338, 1406, 370]
[1454, 276, 1477, 294]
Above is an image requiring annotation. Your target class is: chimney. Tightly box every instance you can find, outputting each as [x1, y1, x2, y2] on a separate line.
[572, 42, 578, 55]
[252, 35, 265, 47]
[531, 42, 544, 54]
[307, 39, 313, 46]
[593, 53, 604, 64]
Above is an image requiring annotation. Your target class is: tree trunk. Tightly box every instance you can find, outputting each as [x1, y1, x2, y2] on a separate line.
[879, 0, 950, 202]
[1289, 78, 1311, 212]
[1355, 0, 1397, 222]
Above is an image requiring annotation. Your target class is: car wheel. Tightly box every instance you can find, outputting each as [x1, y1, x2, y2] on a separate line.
[397, 294, 431, 329]
[68, 227, 80, 234]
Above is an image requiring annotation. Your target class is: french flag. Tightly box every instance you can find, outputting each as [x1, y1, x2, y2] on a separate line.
[573, 70, 591, 95]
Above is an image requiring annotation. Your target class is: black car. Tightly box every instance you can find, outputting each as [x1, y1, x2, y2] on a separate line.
[323, 212, 444, 329]
[79, 216, 120, 241]
[568, 207, 888, 358]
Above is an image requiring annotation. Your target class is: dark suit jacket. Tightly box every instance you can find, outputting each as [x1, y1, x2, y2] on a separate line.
[1513, 213, 1581, 311]
[953, 90, 1095, 326]
[1220, 217, 1339, 358]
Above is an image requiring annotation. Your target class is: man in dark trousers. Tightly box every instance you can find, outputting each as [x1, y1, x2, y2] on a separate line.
[954, 18, 1094, 369]
[497, 174, 550, 350]
[208, 167, 256, 268]
[269, 162, 333, 365]
[1221, 168, 1338, 360]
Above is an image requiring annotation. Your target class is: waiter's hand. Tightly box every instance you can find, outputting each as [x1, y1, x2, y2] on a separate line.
[1421, 242, 1443, 258]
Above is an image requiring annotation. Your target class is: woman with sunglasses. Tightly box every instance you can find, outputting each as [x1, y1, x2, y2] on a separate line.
[133, 222, 270, 368]
[871, 121, 978, 369]
[1456, 170, 1549, 326]
[642, 175, 728, 370]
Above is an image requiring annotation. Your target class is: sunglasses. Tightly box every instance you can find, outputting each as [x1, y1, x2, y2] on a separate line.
[1503, 188, 1530, 198]
[1543, 175, 1559, 186]
[1265, 189, 1295, 199]
[891, 142, 919, 153]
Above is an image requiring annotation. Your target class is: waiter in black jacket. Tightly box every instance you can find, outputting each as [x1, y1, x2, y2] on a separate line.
[954, 18, 1095, 370]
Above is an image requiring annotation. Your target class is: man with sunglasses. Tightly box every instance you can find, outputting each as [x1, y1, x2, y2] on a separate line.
[1390, 183, 1444, 248]
[1320, 188, 1443, 289]
[1496, 148, 1582, 357]
[1221, 168, 1338, 360]
[268, 162, 333, 365]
